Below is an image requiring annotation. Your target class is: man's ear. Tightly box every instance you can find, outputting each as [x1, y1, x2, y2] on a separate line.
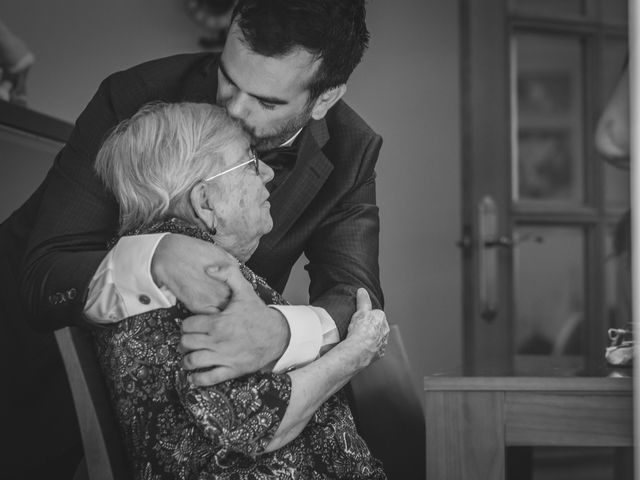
[310, 84, 347, 120]
[189, 183, 216, 230]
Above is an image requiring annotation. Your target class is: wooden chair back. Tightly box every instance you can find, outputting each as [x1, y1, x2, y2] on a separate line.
[54, 326, 131, 480]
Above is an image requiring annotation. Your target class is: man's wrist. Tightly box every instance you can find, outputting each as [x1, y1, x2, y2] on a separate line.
[84, 233, 172, 323]
[261, 307, 290, 371]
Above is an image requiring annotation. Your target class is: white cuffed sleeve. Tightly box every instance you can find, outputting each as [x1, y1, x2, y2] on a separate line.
[84, 234, 176, 323]
[269, 305, 338, 373]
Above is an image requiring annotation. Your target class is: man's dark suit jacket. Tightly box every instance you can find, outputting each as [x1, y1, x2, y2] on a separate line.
[20, 52, 384, 335]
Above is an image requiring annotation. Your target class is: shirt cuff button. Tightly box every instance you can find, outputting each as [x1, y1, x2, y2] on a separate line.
[138, 294, 151, 305]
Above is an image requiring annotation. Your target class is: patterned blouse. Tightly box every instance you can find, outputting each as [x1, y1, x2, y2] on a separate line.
[93, 218, 386, 480]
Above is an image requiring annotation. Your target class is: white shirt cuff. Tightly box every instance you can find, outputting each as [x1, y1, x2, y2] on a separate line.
[268, 305, 339, 373]
[84, 233, 176, 323]
[311, 306, 340, 345]
[269, 305, 324, 373]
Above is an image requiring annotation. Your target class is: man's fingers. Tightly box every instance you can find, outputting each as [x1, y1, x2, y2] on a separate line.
[189, 366, 237, 387]
[211, 265, 256, 300]
[181, 349, 226, 371]
[180, 332, 217, 352]
[356, 288, 372, 312]
[181, 314, 217, 334]
[152, 234, 232, 314]
[205, 264, 229, 281]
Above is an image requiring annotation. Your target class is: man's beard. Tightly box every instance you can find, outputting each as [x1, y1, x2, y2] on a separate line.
[247, 105, 313, 153]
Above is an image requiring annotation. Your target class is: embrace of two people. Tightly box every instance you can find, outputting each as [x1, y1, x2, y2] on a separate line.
[11, 0, 391, 478]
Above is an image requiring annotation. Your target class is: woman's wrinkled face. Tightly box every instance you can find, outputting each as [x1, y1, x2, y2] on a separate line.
[206, 138, 274, 260]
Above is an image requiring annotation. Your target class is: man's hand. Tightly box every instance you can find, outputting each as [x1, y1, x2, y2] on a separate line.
[180, 265, 290, 386]
[151, 234, 234, 314]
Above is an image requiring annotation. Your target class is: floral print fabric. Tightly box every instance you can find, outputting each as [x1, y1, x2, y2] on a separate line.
[93, 218, 386, 479]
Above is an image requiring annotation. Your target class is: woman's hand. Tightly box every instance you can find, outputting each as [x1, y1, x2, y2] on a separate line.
[344, 288, 390, 370]
[263, 288, 388, 452]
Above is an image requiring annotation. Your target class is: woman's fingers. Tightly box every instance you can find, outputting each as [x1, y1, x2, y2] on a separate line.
[355, 288, 372, 312]
[346, 288, 389, 364]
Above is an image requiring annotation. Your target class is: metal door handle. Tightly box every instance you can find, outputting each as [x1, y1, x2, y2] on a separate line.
[478, 196, 499, 321]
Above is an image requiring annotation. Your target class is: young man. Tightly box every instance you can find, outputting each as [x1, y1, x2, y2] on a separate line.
[21, 0, 383, 385]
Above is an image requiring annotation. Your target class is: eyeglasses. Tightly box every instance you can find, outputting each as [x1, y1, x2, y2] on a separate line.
[204, 150, 260, 182]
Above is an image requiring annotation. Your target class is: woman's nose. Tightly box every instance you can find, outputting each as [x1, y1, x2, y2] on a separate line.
[259, 160, 274, 184]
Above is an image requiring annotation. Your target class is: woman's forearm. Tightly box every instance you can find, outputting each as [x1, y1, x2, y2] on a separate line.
[178, 338, 367, 457]
[177, 289, 387, 457]
[264, 337, 369, 452]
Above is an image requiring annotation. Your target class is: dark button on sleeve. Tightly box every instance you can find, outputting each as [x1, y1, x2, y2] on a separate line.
[139, 294, 151, 305]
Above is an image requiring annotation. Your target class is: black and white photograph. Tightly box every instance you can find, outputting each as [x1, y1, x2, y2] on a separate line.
[0, 1, 635, 479]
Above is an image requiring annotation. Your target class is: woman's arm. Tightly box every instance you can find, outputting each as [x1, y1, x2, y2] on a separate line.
[265, 289, 387, 452]
[176, 287, 388, 456]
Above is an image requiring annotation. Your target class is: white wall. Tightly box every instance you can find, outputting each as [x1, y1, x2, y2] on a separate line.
[2, 0, 462, 391]
[1, 0, 203, 122]
[349, 0, 462, 388]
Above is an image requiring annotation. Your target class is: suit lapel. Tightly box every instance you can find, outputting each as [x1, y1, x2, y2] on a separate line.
[259, 117, 333, 250]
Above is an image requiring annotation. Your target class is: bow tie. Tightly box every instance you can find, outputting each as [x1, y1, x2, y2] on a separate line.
[260, 145, 298, 170]
[260, 145, 299, 192]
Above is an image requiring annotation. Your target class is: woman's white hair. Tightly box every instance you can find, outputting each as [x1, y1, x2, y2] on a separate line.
[95, 102, 246, 233]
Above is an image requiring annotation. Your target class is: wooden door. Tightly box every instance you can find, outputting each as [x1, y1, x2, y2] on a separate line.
[460, 0, 630, 371]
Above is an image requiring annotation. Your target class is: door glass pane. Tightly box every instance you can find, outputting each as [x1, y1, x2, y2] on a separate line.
[514, 226, 585, 363]
[510, 0, 587, 17]
[603, 0, 628, 25]
[601, 40, 630, 210]
[513, 34, 585, 205]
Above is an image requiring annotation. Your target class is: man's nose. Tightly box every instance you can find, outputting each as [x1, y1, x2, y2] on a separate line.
[225, 91, 250, 121]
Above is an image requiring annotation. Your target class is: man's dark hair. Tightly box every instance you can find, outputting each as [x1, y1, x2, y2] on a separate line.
[232, 0, 370, 101]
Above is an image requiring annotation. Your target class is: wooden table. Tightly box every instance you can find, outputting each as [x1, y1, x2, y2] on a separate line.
[424, 358, 633, 479]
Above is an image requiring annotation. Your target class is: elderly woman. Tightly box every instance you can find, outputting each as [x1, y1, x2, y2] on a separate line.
[92, 102, 388, 479]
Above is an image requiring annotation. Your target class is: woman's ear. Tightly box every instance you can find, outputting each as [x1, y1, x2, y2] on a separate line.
[310, 84, 347, 120]
[189, 182, 216, 231]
